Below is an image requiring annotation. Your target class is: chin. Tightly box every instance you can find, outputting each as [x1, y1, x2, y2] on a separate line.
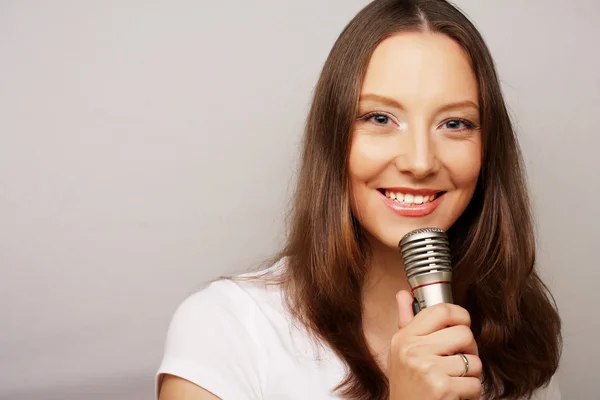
[371, 216, 457, 251]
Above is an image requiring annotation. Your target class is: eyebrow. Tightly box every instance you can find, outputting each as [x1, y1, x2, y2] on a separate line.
[358, 93, 479, 113]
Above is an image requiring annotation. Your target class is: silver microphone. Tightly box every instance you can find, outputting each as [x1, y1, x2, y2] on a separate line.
[398, 227, 453, 314]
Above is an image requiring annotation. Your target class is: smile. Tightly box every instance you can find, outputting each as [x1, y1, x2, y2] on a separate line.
[382, 189, 441, 205]
[377, 188, 446, 217]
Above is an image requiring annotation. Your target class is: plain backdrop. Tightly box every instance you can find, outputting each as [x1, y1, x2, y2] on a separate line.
[1, 0, 598, 399]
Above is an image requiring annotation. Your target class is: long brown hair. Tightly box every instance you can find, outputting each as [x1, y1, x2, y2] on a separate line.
[271, 0, 561, 399]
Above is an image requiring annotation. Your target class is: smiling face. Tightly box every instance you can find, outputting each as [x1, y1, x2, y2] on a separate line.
[349, 31, 482, 250]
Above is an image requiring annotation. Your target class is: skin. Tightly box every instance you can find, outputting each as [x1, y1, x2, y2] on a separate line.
[160, 31, 483, 400]
[159, 376, 219, 400]
[354, 32, 483, 399]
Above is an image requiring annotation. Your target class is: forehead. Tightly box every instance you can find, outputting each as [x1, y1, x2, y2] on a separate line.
[360, 32, 479, 108]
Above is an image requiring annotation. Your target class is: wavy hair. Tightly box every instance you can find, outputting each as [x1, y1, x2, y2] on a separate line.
[272, 0, 561, 398]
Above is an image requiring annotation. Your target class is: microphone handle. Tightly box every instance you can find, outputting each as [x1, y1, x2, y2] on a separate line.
[410, 276, 453, 314]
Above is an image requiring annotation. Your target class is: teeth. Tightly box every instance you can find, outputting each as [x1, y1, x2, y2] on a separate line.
[384, 191, 438, 205]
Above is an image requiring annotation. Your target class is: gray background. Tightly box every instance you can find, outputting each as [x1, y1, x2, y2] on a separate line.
[1, 0, 598, 399]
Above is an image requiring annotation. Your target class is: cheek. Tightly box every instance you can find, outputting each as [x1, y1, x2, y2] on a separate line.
[438, 140, 482, 230]
[348, 133, 398, 183]
[348, 134, 396, 218]
[440, 139, 482, 191]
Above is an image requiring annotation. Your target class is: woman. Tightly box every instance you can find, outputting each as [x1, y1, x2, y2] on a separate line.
[157, 0, 562, 399]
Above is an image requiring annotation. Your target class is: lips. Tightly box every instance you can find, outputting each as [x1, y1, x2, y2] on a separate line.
[377, 188, 446, 217]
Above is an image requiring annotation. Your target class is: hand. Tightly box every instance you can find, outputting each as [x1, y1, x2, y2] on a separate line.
[388, 290, 483, 400]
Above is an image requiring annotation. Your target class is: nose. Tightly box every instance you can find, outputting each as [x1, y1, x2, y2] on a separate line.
[395, 124, 440, 179]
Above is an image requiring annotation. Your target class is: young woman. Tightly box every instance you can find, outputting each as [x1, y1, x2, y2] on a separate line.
[157, 0, 562, 399]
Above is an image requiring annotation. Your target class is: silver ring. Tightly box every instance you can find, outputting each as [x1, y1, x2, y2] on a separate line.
[459, 353, 469, 377]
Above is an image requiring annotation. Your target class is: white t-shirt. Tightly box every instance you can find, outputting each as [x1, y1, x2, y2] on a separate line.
[156, 268, 561, 399]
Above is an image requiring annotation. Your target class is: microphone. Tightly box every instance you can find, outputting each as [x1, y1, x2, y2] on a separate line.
[398, 227, 453, 315]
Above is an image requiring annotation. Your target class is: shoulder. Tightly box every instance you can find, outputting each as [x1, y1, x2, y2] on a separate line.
[156, 267, 289, 399]
[162, 274, 286, 360]
[169, 258, 286, 332]
[168, 277, 278, 332]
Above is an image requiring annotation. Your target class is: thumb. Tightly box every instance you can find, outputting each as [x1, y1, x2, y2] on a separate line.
[396, 290, 415, 329]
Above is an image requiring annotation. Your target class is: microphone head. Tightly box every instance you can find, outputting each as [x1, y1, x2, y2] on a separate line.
[398, 227, 451, 278]
[398, 227, 453, 310]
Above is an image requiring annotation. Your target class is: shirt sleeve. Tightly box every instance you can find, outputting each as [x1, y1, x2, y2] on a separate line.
[156, 280, 268, 400]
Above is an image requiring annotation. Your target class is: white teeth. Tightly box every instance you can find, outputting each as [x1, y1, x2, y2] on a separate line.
[384, 190, 438, 204]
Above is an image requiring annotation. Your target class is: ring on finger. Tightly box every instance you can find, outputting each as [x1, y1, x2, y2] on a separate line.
[458, 353, 469, 377]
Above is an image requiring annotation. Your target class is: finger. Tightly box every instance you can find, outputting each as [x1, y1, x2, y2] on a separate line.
[438, 354, 482, 378]
[449, 377, 482, 400]
[396, 290, 415, 329]
[421, 325, 479, 356]
[406, 303, 471, 336]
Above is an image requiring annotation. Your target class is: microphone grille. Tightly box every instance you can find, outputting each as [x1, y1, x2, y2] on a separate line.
[398, 228, 451, 278]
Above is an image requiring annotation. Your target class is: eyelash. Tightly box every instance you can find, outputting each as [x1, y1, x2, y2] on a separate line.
[360, 112, 478, 131]
[443, 118, 477, 131]
[360, 112, 395, 125]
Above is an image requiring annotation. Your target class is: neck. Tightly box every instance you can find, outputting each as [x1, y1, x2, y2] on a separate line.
[363, 236, 411, 309]
[362, 237, 412, 363]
